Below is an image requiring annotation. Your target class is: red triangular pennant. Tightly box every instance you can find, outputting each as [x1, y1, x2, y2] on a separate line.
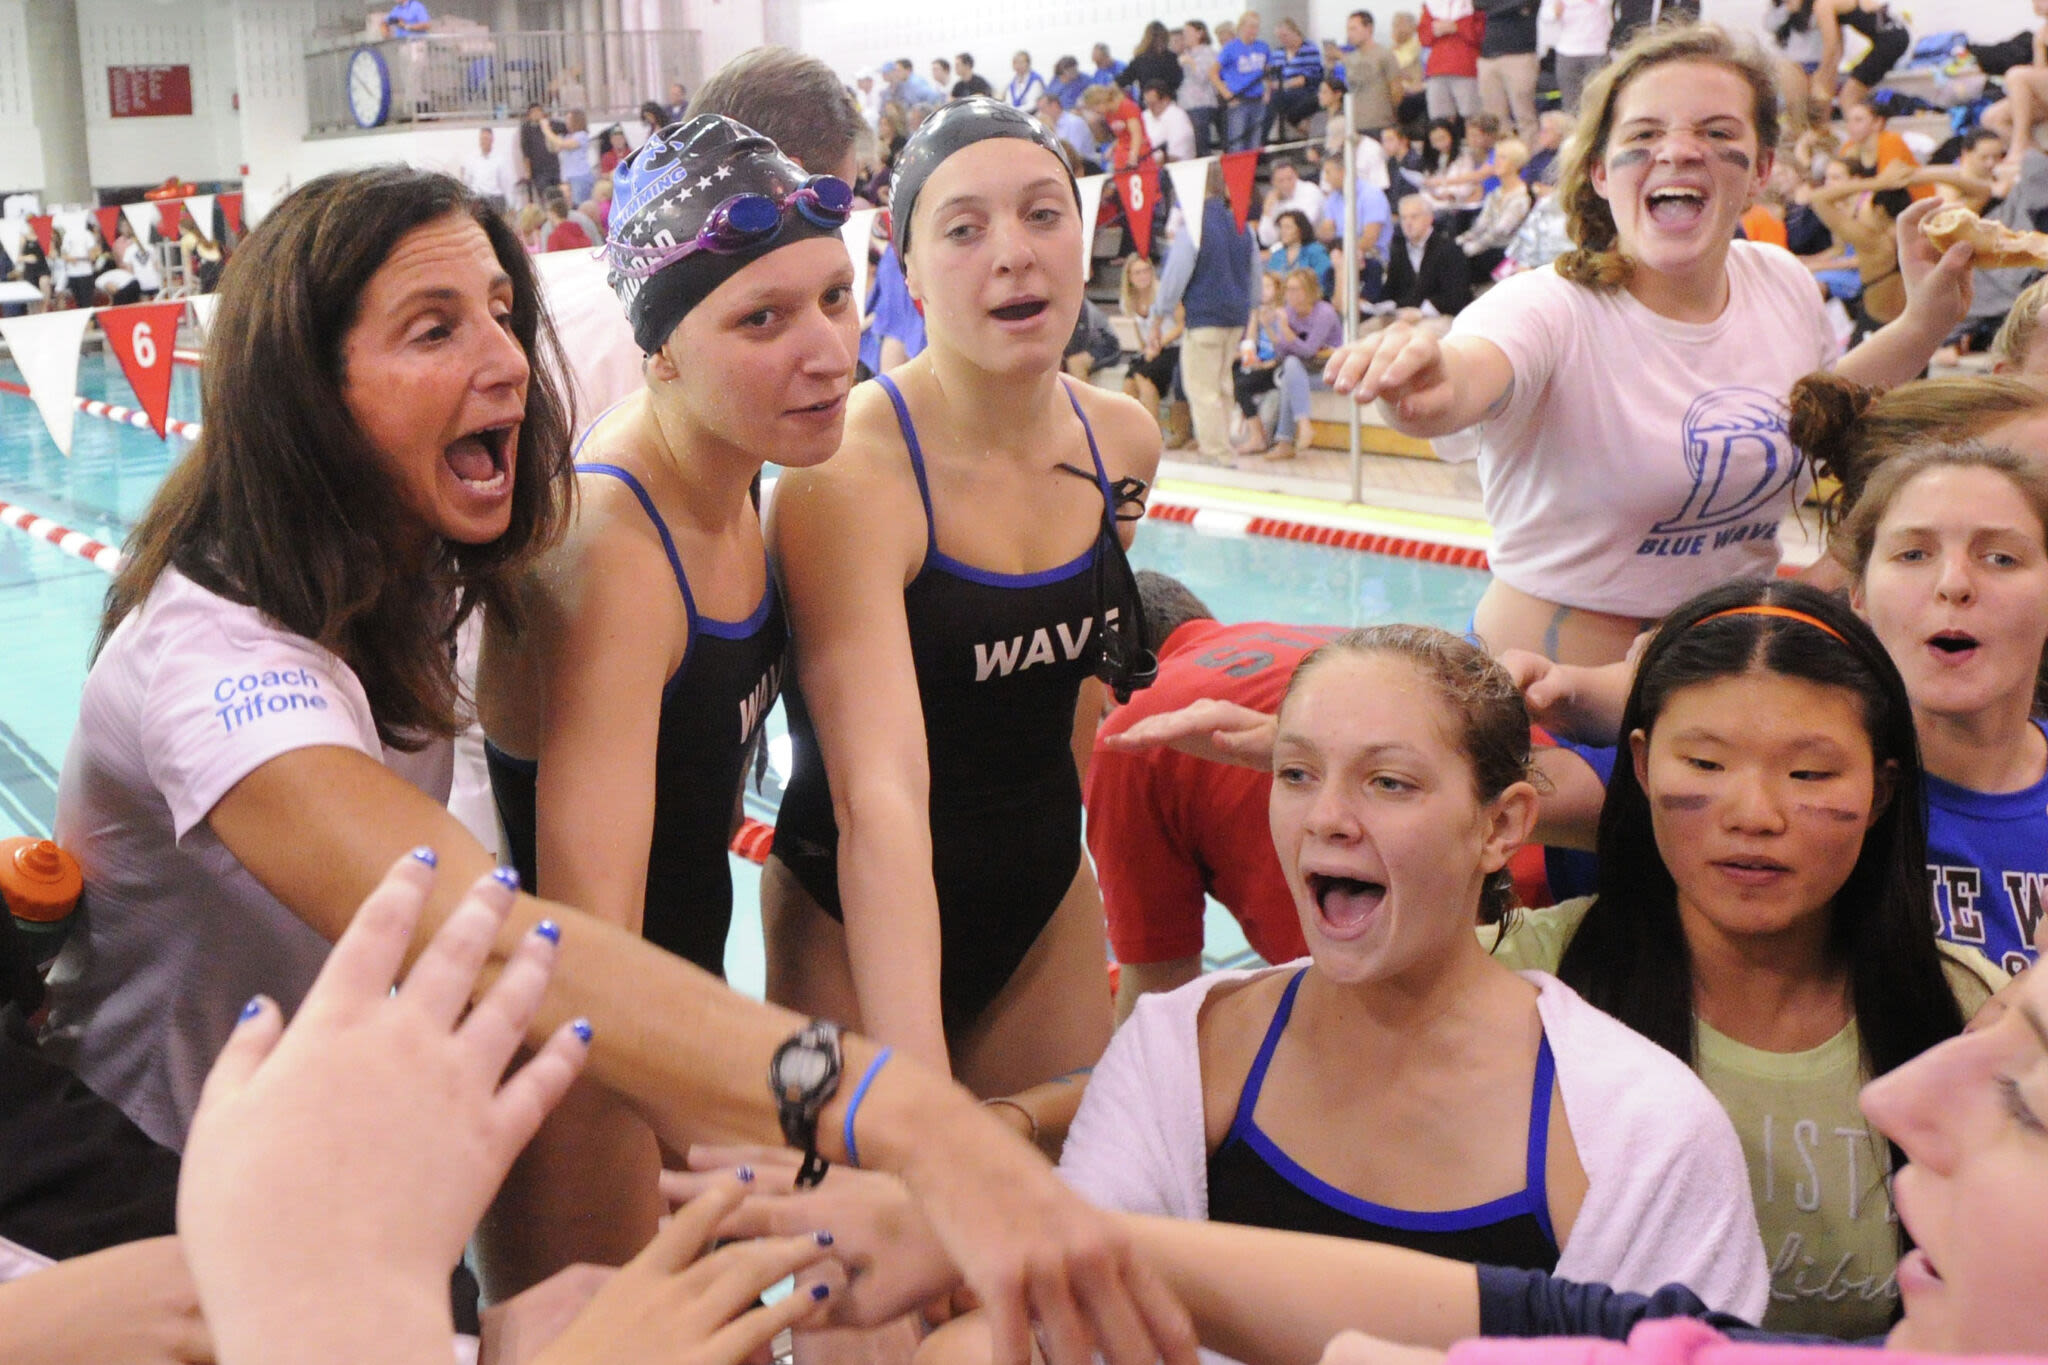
[156, 199, 186, 241]
[218, 192, 244, 235]
[94, 206, 123, 246]
[1220, 149, 1261, 232]
[96, 301, 186, 440]
[28, 214, 52, 255]
[1116, 164, 1160, 259]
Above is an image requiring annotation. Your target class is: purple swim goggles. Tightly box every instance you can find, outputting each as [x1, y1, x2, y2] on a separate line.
[603, 175, 855, 279]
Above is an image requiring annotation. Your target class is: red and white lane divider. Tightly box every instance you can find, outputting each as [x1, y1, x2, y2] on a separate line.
[0, 379, 202, 442]
[0, 498, 126, 573]
[1146, 496, 1493, 572]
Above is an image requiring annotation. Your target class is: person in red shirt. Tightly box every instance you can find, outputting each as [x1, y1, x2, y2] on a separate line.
[1087, 572, 1335, 1020]
[541, 193, 591, 252]
[1421, 0, 1485, 121]
[1082, 83, 1153, 170]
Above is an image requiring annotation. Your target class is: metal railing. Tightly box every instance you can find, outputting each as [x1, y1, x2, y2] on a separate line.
[305, 29, 700, 134]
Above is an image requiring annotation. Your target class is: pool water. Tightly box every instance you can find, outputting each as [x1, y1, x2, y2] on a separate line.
[0, 355, 1486, 992]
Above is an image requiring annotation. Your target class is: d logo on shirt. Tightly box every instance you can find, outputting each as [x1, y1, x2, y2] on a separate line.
[1649, 386, 1803, 536]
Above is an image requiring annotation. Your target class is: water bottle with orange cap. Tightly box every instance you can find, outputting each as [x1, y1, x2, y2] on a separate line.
[0, 837, 83, 966]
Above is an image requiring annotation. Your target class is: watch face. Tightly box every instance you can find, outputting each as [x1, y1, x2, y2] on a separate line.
[775, 1047, 833, 1094]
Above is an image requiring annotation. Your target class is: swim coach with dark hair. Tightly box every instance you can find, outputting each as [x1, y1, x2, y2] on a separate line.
[41, 164, 1197, 1365]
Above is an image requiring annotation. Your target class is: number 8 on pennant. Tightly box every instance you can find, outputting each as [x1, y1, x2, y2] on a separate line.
[1116, 165, 1160, 259]
[96, 301, 187, 441]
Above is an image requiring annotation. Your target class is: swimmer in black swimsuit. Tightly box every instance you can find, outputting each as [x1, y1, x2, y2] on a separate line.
[1804, 0, 1908, 111]
[474, 114, 858, 1295]
[764, 97, 1162, 1096]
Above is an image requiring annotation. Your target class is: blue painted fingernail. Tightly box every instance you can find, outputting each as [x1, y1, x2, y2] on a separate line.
[736, 1165, 755, 1183]
[571, 1018, 593, 1045]
[811, 1282, 832, 1301]
[239, 997, 262, 1021]
[533, 918, 560, 944]
[815, 1230, 835, 1246]
[411, 846, 437, 867]
[492, 865, 521, 891]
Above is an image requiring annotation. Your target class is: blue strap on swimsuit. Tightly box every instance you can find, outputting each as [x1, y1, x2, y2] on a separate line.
[1206, 968, 1563, 1270]
[485, 454, 784, 978]
[770, 373, 1118, 1030]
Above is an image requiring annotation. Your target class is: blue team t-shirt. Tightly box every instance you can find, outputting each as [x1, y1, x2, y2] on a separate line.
[1544, 730, 2044, 974]
[1218, 39, 1272, 98]
[1926, 718, 2047, 975]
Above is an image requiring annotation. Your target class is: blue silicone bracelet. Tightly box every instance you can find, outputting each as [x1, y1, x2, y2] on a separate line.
[841, 1047, 893, 1168]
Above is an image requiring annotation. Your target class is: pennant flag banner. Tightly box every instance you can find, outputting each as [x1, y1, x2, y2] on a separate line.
[219, 192, 244, 235]
[1116, 164, 1160, 258]
[1075, 174, 1107, 280]
[1164, 157, 1214, 252]
[186, 194, 215, 243]
[93, 206, 123, 245]
[120, 201, 156, 245]
[96, 301, 186, 439]
[155, 200, 186, 241]
[186, 293, 221, 338]
[0, 310, 94, 455]
[1220, 149, 1261, 232]
[838, 207, 878, 323]
[27, 214, 52, 255]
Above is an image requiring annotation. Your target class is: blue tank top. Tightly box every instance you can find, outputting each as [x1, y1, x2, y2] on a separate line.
[771, 373, 1119, 1029]
[1207, 968, 1563, 1271]
[486, 461, 785, 977]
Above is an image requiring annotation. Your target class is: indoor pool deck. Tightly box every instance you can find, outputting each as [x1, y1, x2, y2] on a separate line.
[1, 346, 1504, 995]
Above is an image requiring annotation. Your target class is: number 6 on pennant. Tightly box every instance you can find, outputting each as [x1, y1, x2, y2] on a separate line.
[96, 300, 187, 441]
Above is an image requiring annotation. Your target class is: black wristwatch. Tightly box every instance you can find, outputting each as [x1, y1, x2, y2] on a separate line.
[769, 1018, 844, 1188]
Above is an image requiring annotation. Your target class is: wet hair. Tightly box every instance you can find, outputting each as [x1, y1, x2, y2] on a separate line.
[1836, 437, 2048, 714]
[1280, 625, 1536, 924]
[1134, 571, 1213, 653]
[101, 167, 575, 747]
[1788, 370, 2048, 537]
[1555, 22, 1779, 291]
[1991, 276, 2048, 373]
[1556, 580, 1964, 1077]
[1835, 438, 2048, 584]
[687, 46, 865, 176]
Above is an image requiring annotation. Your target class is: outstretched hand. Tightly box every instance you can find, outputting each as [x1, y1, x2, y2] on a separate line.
[1099, 698, 1277, 770]
[665, 1146, 962, 1331]
[531, 1177, 838, 1365]
[1323, 324, 1456, 425]
[178, 852, 590, 1365]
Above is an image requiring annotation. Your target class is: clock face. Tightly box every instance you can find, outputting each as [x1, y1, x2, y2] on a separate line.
[349, 48, 390, 128]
